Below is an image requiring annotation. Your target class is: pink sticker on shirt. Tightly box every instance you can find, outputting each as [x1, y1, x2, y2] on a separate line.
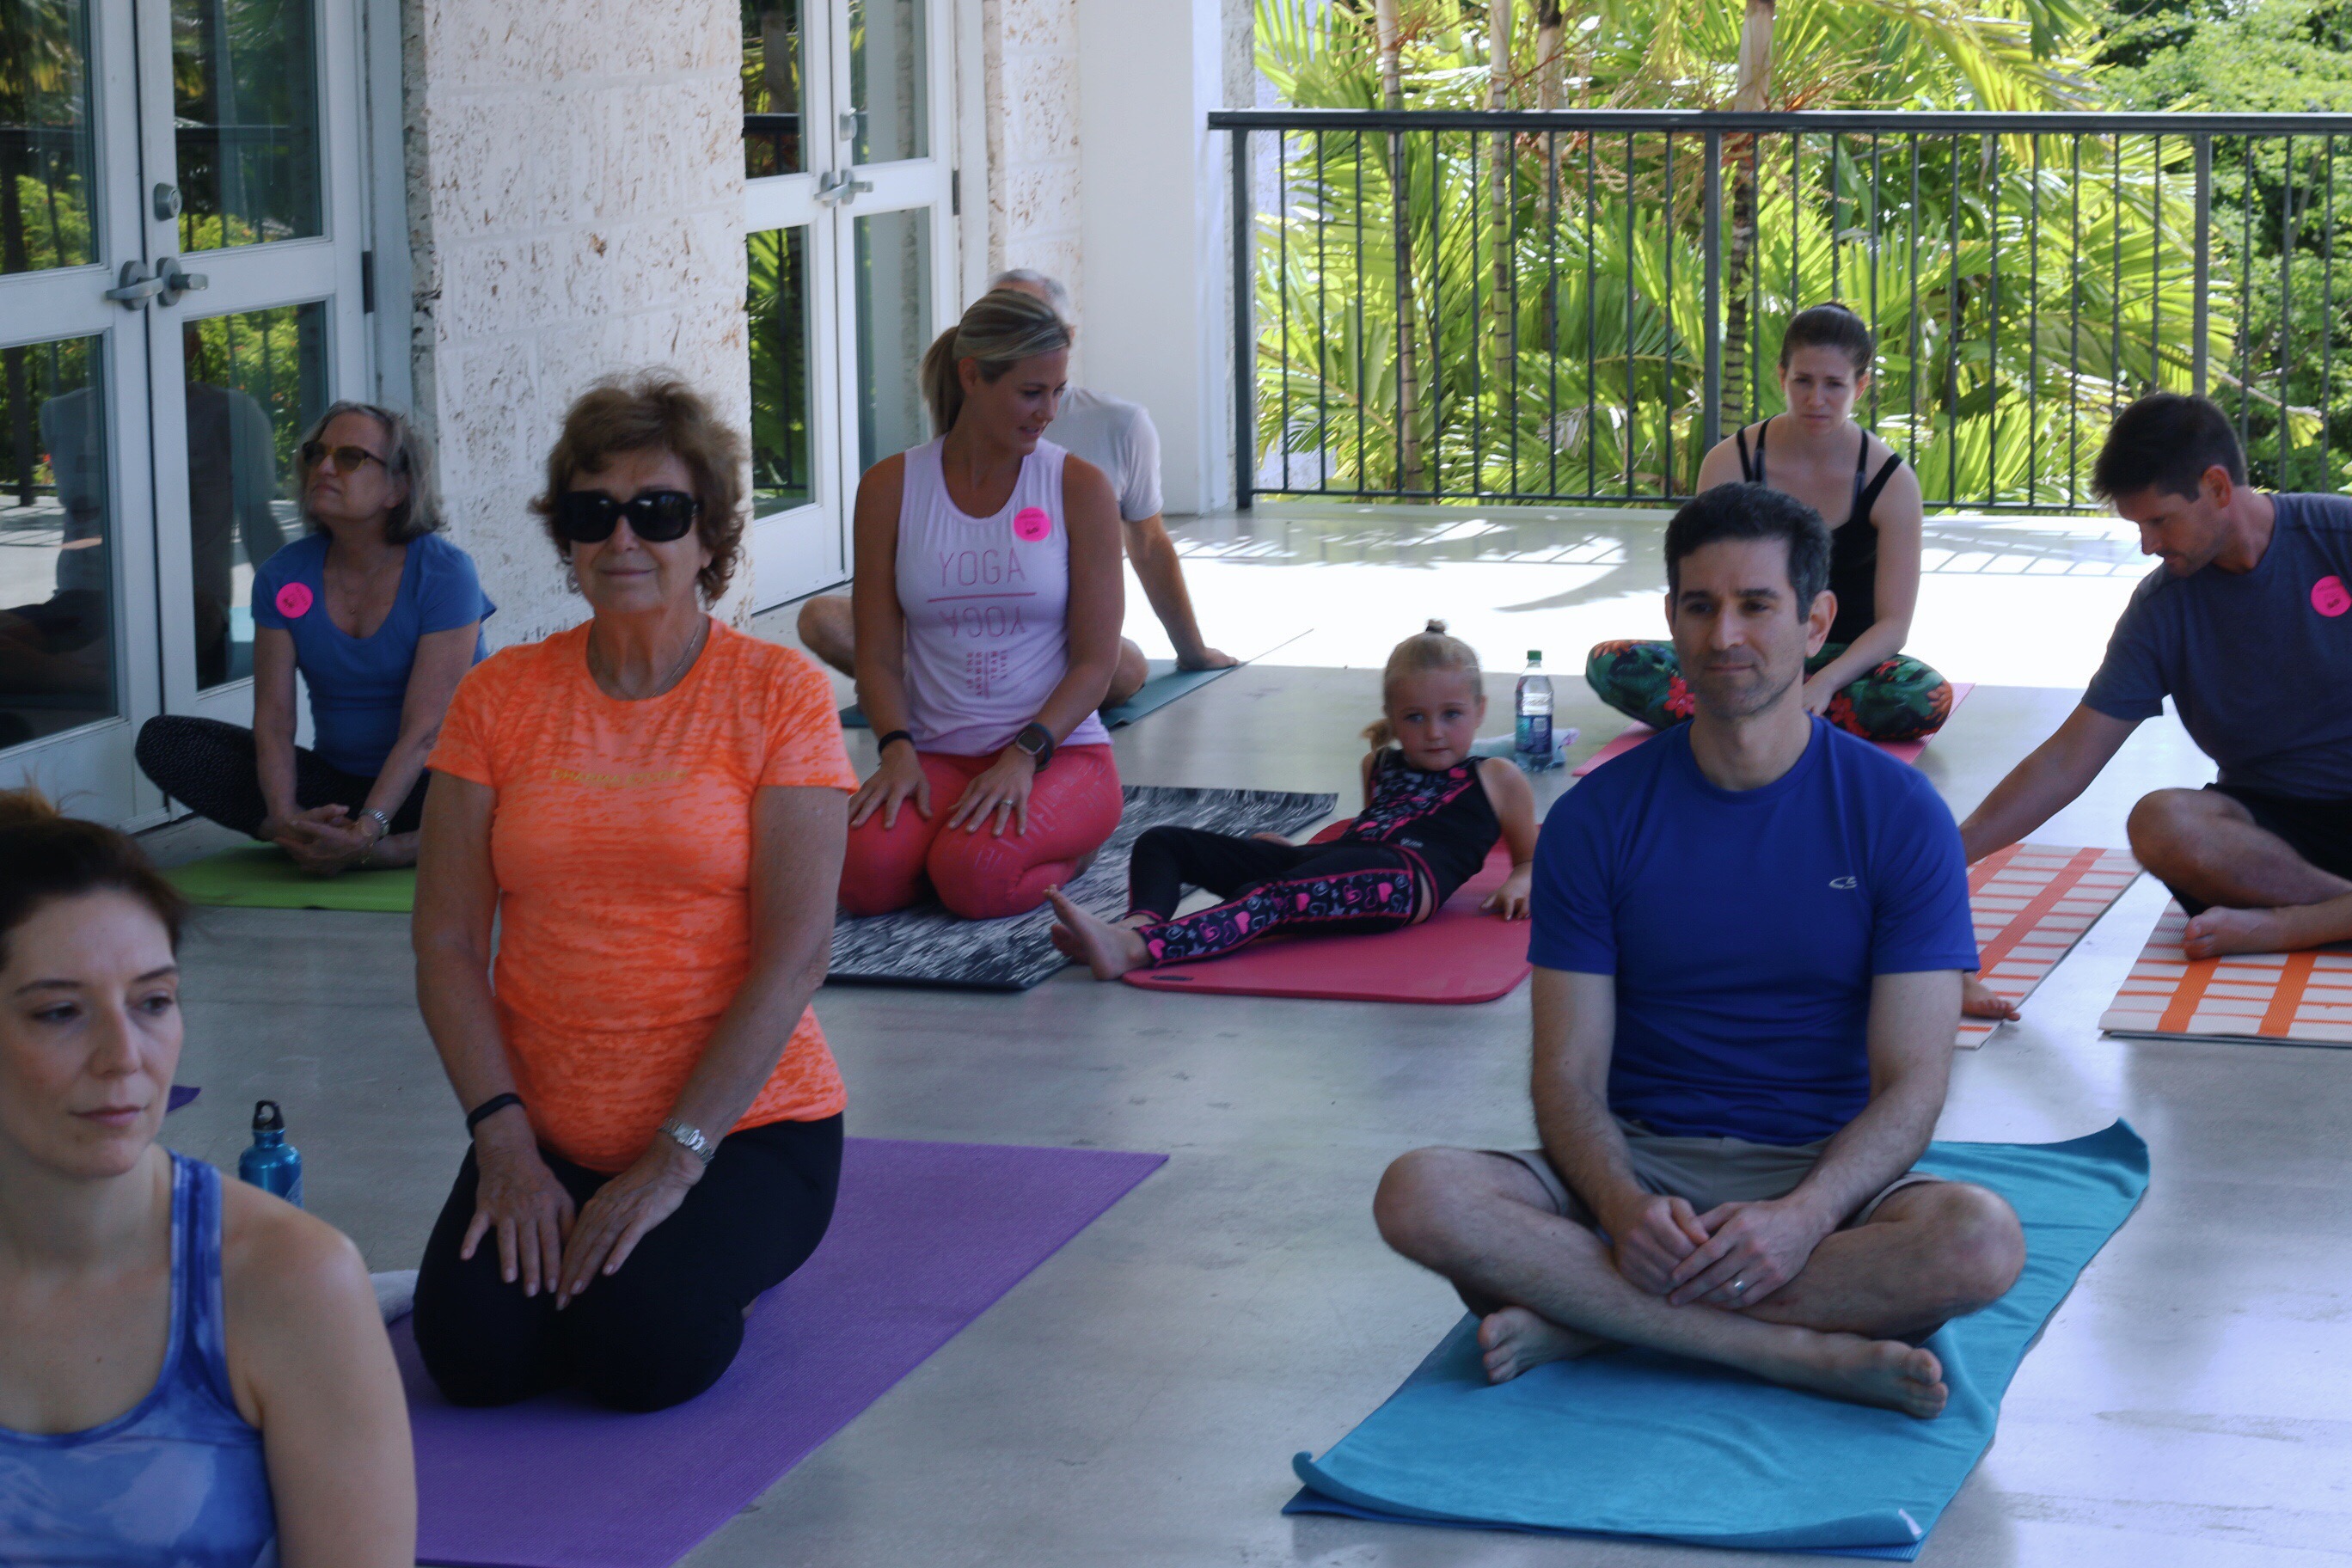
[1013, 506, 1052, 542]
[274, 581, 315, 619]
[2316, 576, 2352, 617]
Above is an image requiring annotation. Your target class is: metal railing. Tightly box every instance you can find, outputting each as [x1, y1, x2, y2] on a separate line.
[1216, 108, 2352, 512]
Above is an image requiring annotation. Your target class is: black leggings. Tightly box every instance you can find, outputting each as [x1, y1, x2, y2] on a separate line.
[1124, 825, 1423, 965]
[134, 714, 426, 839]
[412, 1114, 843, 1412]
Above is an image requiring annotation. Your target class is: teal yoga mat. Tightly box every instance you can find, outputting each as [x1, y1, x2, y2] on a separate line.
[165, 846, 417, 912]
[1289, 1122, 2149, 1558]
[840, 660, 1240, 732]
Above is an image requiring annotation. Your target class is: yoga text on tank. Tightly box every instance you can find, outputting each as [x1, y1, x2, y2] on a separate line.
[2084, 492, 2352, 798]
[251, 530, 494, 778]
[1050, 386, 1164, 523]
[427, 621, 854, 1172]
[893, 437, 1112, 756]
[1528, 718, 1978, 1146]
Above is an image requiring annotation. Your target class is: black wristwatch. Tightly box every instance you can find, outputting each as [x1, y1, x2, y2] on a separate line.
[1012, 721, 1056, 772]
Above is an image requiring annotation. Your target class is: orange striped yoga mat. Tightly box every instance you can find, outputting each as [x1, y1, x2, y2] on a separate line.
[2098, 905, 2352, 1045]
[1957, 844, 2142, 1048]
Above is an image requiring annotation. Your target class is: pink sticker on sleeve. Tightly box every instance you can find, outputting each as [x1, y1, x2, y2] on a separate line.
[273, 581, 315, 619]
[1013, 506, 1052, 542]
[2314, 576, 2352, 617]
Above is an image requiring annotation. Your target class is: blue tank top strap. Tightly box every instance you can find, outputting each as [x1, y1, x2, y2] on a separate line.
[177, 1154, 243, 1417]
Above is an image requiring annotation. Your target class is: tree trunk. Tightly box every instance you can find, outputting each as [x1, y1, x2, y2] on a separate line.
[1488, 0, 1516, 483]
[1719, 0, 1777, 430]
[1376, 0, 1424, 492]
[1533, 0, 1564, 112]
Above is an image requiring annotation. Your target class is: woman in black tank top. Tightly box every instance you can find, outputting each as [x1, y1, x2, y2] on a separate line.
[1585, 304, 1955, 744]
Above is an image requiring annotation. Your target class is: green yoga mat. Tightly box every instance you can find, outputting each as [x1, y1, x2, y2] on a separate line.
[1288, 1122, 2149, 1558]
[166, 846, 418, 912]
[840, 660, 1240, 732]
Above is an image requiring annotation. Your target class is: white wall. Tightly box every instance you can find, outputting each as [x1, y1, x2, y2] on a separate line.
[401, 0, 754, 644]
[1073, 0, 1249, 515]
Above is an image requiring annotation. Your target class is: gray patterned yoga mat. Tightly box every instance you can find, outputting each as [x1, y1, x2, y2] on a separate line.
[829, 785, 1337, 990]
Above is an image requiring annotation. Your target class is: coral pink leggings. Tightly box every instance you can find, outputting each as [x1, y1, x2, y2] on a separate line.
[838, 744, 1123, 920]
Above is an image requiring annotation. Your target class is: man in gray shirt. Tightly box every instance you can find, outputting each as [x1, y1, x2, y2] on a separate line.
[797, 269, 1233, 707]
[1960, 393, 2352, 964]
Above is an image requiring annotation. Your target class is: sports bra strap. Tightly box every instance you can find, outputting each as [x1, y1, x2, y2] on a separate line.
[1736, 421, 1765, 483]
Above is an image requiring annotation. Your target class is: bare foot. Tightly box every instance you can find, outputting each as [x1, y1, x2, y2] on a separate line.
[1045, 888, 1152, 979]
[2183, 904, 2294, 959]
[1962, 973, 2019, 1021]
[1477, 1306, 1608, 1384]
[1773, 1331, 1949, 1419]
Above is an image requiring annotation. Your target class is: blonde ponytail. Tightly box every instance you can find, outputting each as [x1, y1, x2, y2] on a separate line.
[919, 288, 1074, 436]
[1363, 618, 1484, 750]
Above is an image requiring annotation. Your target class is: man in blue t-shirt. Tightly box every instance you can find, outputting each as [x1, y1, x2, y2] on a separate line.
[1375, 484, 2021, 1420]
[1959, 394, 2352, 966]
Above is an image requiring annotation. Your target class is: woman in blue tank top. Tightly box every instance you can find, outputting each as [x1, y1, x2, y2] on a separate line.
[135, 401, 494, 877]
[0, 792, 413, 1565]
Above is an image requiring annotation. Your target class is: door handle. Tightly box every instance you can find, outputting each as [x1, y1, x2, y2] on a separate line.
[104, 260, 163, 309]
[814, 170, 873, 208]
[156, 256, 210, 307]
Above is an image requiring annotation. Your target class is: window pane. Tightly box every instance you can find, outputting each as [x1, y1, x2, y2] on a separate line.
[749, 227, 813, 512]
[0, 332, 116, 746]
[849, 0, 926, 165]
[854, 207, 932, 472]
[179, 302, 322, 689]
[0, 0, 99, 275]
[174, 0, 322, 252]
[743, 0, 804, 179]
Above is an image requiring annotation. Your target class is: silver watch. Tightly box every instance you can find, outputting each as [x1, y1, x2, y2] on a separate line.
[359, 807, 393, 840]
[658, 1117, 717, 1166]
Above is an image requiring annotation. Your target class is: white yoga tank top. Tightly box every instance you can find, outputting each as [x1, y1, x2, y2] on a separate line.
[895, 437, 1112, 757]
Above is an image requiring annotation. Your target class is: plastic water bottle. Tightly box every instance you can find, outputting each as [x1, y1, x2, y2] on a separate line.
[237, 1100, 303, 1208]
[1515, 651, 1554, 761]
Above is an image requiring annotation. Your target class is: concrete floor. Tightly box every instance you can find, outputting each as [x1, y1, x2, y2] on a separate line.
[147, 505, 2352, 1566]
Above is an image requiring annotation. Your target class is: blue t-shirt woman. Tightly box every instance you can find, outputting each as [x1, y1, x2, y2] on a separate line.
[134, 402, 492, 874]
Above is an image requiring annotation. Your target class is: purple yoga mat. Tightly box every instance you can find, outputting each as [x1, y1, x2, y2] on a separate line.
[396, 1136, 1165, 1568]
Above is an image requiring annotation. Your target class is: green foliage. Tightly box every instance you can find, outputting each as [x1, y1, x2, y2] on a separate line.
[1248, 0, 2346, 507]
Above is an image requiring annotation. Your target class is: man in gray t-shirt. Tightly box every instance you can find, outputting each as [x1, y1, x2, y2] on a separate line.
[796, 270, 1234, 708]
[1959, 394, 2352, 966]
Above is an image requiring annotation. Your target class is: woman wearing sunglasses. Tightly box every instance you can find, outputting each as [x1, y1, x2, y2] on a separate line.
[407, 374, 854, 1412]
[134, 401, 493, 876]
[836, 288, 1126, 920]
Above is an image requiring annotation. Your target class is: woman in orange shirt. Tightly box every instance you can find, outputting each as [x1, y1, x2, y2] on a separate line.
[409, 375, 855, 1412]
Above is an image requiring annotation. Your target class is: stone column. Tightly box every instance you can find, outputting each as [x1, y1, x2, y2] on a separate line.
[402, 0, 753, 643]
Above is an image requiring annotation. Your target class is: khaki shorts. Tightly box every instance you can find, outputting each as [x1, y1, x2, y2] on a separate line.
[1491, 1120, 1940, 1232]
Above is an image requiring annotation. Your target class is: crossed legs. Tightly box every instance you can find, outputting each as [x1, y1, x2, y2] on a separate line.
[796, 594, 1151, 707]
[2128, 787, 2352, 957]
[1372, 1147, 2023, 1418]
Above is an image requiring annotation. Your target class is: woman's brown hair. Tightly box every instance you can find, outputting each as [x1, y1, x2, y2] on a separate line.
[0, 790, 186, 971]
[531, 372, 747, 603]
[1362, 619, 1485, 750]
[917, 289, 1073, 437]
[1779, 302, 1875, 377]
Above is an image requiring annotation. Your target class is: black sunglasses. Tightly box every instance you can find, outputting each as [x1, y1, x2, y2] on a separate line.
[300, 441, 386, 475]
[554, 488, 702, 544]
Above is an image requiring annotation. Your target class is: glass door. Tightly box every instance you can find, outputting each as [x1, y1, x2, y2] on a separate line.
[0, 0, 371, 825]
[0, 0, 161, 822]
[743, 0, 955, 610]
[144, 0, 371, 725]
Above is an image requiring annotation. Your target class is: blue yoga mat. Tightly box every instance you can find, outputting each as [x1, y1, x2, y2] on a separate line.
[1288, 1122, 2149, 1559]
[839, 660, 1239, 732]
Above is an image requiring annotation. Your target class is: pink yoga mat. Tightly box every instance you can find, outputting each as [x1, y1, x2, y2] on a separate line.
[1571, 683, 1975, 777]
[401, 1138, 1164, 1568]
[1120, 835, 1530, 1005]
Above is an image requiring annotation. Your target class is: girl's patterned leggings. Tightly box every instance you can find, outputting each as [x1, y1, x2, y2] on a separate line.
[1125, 825, 1422, 965]
[1583, 640, 1955, 743]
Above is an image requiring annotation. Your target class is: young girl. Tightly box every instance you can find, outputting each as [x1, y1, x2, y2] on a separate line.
[1587, 302, 1954, 744]
[1047, 622, 1538, 979]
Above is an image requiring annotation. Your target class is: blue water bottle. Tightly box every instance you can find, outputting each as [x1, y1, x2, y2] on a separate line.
[237, 1099, 303, 1208]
